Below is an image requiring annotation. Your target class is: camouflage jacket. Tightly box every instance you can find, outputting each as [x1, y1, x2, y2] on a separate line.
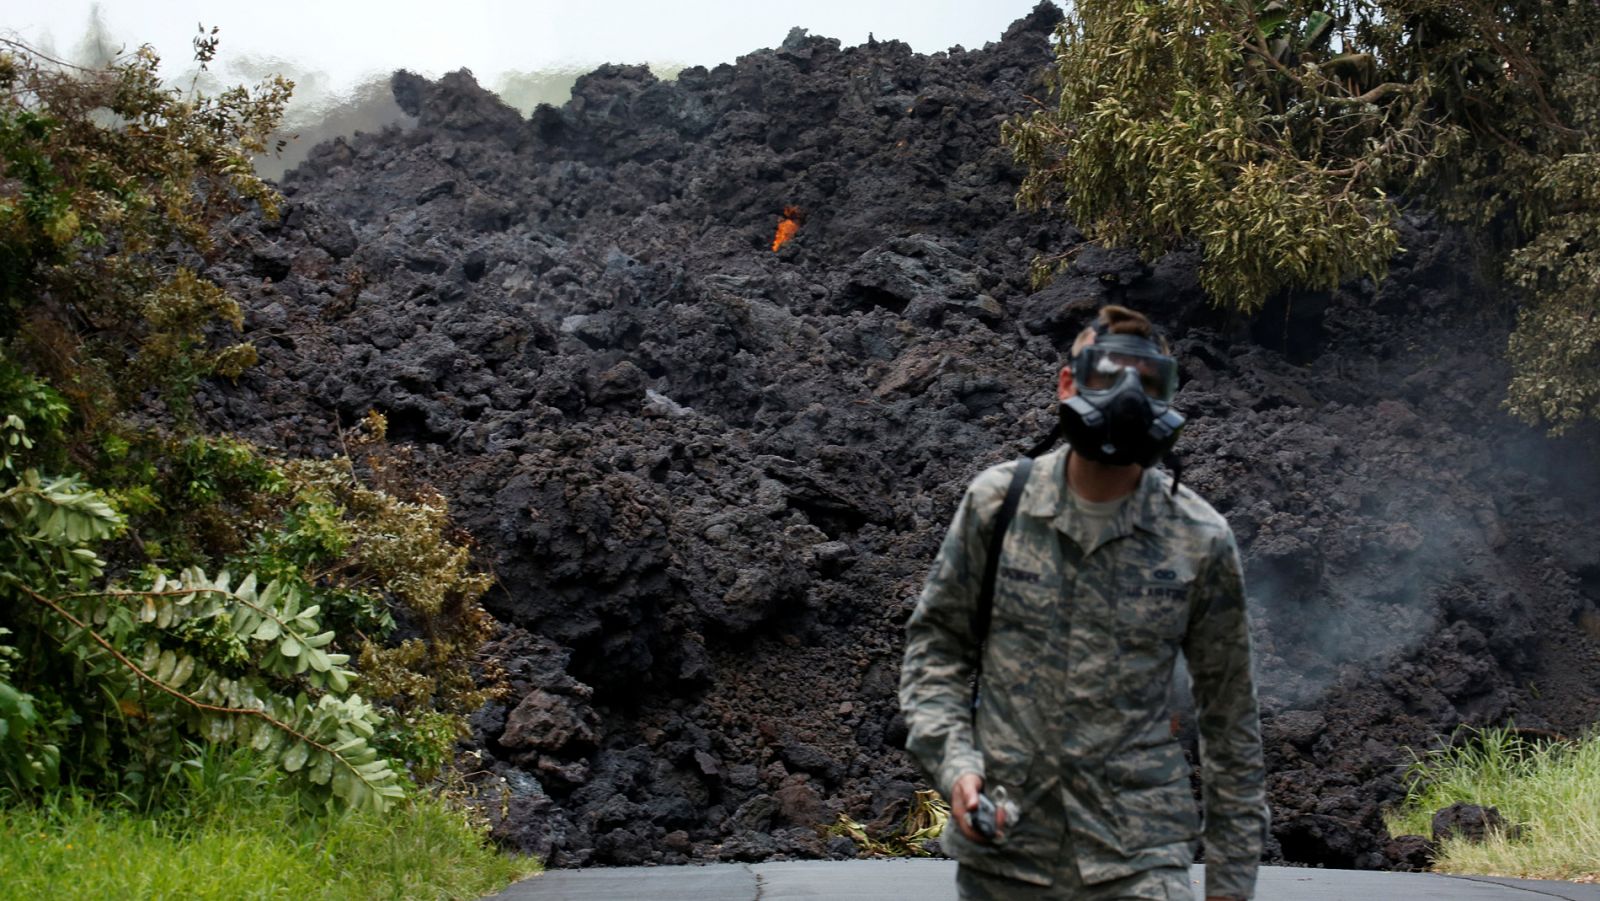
[899, 448, 1267, 899]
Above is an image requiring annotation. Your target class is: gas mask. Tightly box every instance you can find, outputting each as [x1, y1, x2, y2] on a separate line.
[1059, 333, 1185, 467]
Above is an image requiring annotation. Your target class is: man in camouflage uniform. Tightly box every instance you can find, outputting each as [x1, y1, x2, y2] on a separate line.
[900, 306, 1266, 900]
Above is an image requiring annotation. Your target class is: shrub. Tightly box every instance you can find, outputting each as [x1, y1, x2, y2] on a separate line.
[0, 34, 502, 812]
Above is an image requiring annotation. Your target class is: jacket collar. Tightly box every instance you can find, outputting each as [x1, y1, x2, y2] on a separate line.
[1021, 447, 1169, 551]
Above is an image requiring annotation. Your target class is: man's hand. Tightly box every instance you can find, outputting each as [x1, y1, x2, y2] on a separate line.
[950, 772, 1008, 843]
[950, 772, 986, 842]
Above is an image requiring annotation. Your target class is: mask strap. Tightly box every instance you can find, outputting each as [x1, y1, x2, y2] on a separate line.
[1026, 418, 1063, 458]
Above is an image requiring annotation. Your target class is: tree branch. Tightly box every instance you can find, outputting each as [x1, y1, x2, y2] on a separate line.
[10, 578, 327, 751]
[9, 575, 397, 800]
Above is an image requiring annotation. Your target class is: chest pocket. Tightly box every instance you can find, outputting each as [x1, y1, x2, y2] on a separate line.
[994, 565, 1056, 630]
[991, 521, 1063, 632]
[1116, 562, 1194, 647]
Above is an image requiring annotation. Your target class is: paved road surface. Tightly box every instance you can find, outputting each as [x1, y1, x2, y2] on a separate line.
[488, 860, 1600, 900]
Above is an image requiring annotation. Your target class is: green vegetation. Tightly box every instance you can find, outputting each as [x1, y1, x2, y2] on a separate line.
[1003, 0, 1600, 432]
[0, 31, 500, 811]
[0, 27, 525, 898]
[1388, 727, 1600, 880]
[0, 750, 536, 900]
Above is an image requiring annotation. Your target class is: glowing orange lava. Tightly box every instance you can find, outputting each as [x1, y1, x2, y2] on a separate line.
[771, 205, 804, 251]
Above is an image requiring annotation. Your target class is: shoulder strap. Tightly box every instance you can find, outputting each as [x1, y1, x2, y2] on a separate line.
[970, 456, 1033, 709]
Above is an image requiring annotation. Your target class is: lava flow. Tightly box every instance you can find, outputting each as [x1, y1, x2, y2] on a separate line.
[771, 205, 803, 251]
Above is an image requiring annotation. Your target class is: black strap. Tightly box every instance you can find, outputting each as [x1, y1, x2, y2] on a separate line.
[1024, 419, 1062, 459]
[970, 456, 1033, 710]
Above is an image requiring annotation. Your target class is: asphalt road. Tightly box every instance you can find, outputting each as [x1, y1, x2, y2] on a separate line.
[486, 860, 1600, 900]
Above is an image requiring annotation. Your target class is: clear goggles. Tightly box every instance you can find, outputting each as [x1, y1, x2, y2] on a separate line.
[1072, 338, 1179, 402]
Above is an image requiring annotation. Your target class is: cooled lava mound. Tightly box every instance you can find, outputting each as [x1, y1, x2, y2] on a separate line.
[204, 3, 1600, 868]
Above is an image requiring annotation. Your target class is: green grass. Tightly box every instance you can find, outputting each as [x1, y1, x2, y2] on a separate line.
[0, 753, 538, 900]
[1387, 726, 1600, 881]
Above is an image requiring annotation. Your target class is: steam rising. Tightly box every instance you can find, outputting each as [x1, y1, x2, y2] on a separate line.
[259, 76, 413, 180]
[42, 8, 684, 181]
[70, 5, 118, 68]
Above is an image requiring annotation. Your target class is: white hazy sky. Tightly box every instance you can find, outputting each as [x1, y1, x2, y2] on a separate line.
[4, 1, 1053, 92]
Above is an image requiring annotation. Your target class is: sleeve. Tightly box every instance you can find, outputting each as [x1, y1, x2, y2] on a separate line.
[897, 465, 1008, 798]
[1183, 525, 1269, 900]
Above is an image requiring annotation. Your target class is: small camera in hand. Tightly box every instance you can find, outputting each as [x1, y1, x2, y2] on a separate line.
[970, 786, 1020, 842]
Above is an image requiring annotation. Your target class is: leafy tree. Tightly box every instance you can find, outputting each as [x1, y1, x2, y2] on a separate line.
[0, 33, 285, 425]
[1003, 0, 1600, 431]
[0, 35, 501, 811]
